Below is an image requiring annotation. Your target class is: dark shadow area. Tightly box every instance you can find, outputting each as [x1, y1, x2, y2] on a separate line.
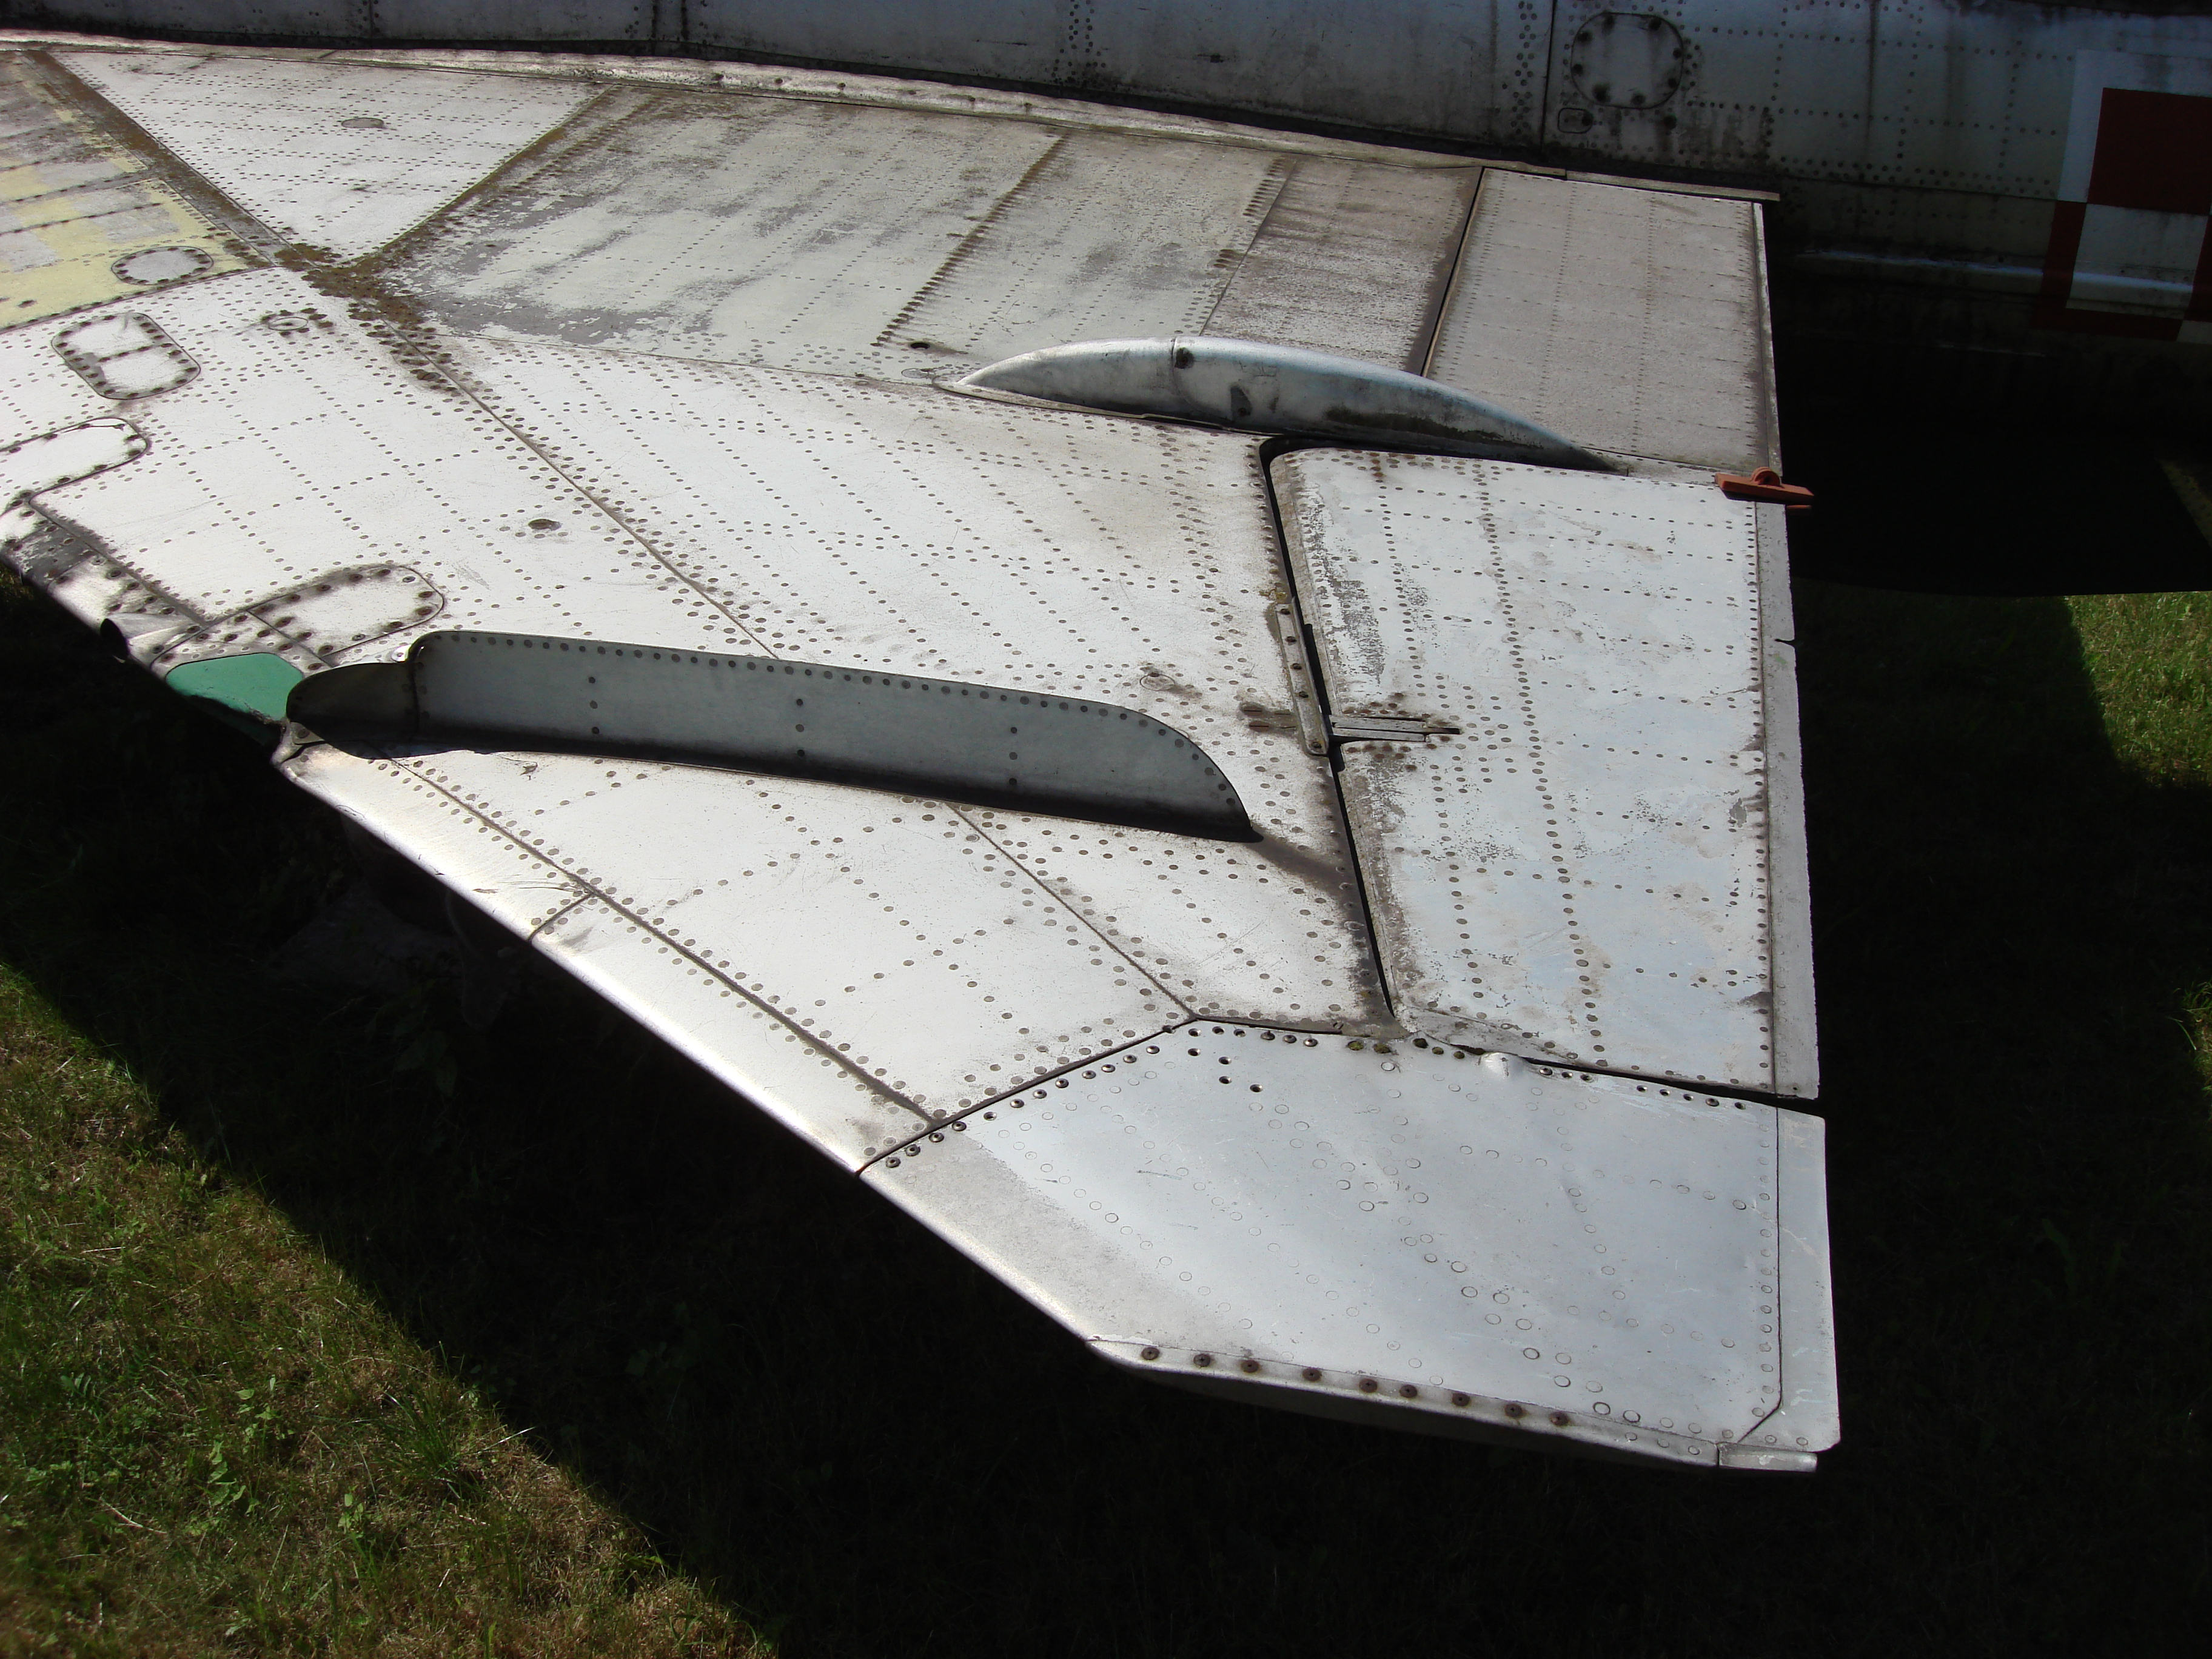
[1776, 340, 2212, 595]
[5, 501, 2212, 1650]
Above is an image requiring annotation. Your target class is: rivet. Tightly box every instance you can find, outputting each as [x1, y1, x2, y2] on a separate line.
[1301, 1367, 1322, 1382]
[1240, 1359, 1260, 1374]
[1505, 1403, 1526, 1418]
[1193, 1352, 1213, 1367]
[1550, 1412, 1570, 1427]
[1358, 1378, 1379, 1393]
[1450, 1393, 1471, 1408]
[1398, 1385, 1418, 1399]
[1140, 1346, 1161, 1361]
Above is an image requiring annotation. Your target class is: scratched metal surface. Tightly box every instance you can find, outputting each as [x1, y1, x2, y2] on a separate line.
[1273, 449, 1814, 1099]
[0, 35, 1833, 1463]
[60, 49, 597, 259]
[871, 1024, 1822, 1467]
[379, 87, 1480, 379]
[0, 262, 1379, 1041]
[0, 52, 253, 326]
[1426, 170, 1773, 472]
[286, 741, 1171, 1159]
[34, 1, 2212, 281]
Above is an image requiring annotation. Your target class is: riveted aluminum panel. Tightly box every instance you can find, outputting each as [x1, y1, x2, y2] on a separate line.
[1426, 170, 1772, 472]
[682, 1, 1552, 152]
[434, 333, 1381, 1030]
[0, 264, 1377, 1036]
[387, 92, 1064, 381]
[277, 743, 592, 944]
[869, 1025, 1833, 1466]
[877, 129, 1290, 362]
[13, 6, 1558, 161]
[1272, 449, 1814, 1098]
[0, 266, 759, 658]
[1543, 0, 2093, 212]
[59, 49, 598, 258]
[283, 741, 1175, 1150]
[385, 89, 1481, 380]
[1201, 159, 1480, 371]
[0, 34, 1836, 1463]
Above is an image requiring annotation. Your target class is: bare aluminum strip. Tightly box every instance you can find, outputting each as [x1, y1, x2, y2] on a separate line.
[293, 630, 1256, 839]
[1266, 600, 1329, 757]
[868, 1024, 1832, 1469]
[1754, 501, 1819, 1099]
[1425, 171, 1773, 473]
[1330, 716, 1455, 742]
[1273, 448, 1812, 1098]
[1737, 1105, 1838, 1464]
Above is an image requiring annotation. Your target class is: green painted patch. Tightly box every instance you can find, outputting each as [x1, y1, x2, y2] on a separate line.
[163, 653, 304, 723]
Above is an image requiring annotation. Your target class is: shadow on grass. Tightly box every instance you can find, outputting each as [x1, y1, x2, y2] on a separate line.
[3, 554, 2210, 1651]
[1774, 332, 2212, 597]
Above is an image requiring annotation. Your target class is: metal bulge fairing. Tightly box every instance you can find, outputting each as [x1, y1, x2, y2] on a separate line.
[0, 37, 1834, 1470]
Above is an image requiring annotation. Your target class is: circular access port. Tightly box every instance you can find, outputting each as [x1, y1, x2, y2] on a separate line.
[112, 246, 212, 286]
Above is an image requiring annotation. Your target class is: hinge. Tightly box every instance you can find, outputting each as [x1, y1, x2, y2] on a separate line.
[1269, 603, 1330, 756]
[1330, 714, 1461, 743]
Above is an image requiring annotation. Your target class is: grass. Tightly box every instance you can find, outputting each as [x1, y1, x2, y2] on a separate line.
[0, 581, 757, 1655]
[4, 399, 2212, 1654]
[2074, 591, 2212, 787]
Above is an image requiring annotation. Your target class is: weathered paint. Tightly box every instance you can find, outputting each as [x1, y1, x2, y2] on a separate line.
[20, 3, 2212, 284]
[164, 649, 301, 719]
[0, 52, 247, 324]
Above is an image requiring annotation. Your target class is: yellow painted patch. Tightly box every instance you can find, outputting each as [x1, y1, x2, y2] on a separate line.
[0, 56, 250, 328]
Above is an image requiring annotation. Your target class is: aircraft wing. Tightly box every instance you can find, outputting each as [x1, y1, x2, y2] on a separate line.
[0, 38, 1834, 1470]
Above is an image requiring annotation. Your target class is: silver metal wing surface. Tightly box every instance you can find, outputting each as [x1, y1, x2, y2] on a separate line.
[0, 37, 1834, 1470]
